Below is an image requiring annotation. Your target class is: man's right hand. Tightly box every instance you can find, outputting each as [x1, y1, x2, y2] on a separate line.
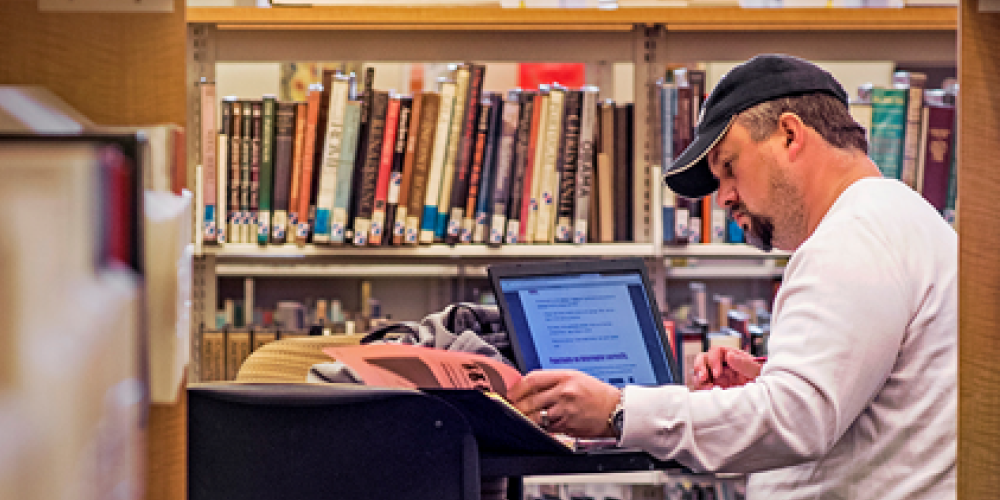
[693, 346, 762, 390]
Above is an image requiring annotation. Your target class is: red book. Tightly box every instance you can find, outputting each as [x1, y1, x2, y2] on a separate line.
[296, 84, 324, 241]
[370, 95, 401, 246]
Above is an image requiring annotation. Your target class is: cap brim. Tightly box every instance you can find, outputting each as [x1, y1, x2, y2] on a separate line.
[663, 117, 732, 199]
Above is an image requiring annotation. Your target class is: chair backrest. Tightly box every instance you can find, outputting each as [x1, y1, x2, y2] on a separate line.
[235, 335, 365, 382]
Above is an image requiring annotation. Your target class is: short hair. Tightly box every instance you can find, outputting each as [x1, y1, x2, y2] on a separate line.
[735, 92, 868, 155]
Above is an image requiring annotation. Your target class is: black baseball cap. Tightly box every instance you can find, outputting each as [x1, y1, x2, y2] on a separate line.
[664, 54, 849, 199]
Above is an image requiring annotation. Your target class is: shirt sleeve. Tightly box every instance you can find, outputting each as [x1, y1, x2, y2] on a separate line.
[619, 222, 911, 473]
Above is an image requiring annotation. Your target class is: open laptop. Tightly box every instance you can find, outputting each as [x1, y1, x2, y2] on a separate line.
[488, 258, 680, 388]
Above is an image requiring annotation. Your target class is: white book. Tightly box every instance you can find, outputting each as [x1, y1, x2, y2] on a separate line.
[526, 92, 550, 243]
[313, 76, 351, 243]
[535, 87, 565, 243]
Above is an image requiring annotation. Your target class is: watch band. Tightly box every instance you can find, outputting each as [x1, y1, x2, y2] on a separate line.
[608, 391, 625, 439]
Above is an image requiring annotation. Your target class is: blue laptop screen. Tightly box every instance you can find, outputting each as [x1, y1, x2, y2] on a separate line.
[499, 271, 675, 387]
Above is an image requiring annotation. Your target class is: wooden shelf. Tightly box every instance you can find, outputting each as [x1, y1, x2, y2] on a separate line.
[201, 242, 659, 259]
[188, 6, 955, 32]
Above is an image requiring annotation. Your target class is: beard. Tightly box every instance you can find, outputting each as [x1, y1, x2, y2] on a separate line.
[732, 205, 775, 252]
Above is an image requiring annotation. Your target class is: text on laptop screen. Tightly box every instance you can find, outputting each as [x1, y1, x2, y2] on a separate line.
[499, 272, 674, 387]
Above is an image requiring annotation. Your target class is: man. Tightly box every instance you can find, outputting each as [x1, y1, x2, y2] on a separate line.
[508, 54, 956, 499]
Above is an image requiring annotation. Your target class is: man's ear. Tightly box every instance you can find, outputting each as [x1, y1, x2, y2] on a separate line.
[777, 112, 806, 162]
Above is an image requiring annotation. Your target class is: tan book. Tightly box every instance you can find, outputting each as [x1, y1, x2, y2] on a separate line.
[597, 152, 615, 243]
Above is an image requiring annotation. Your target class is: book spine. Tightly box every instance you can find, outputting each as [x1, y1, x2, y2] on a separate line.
[688, 195, 702, 244]
[436, 66, 471, 241]
[870, 87, 909, 180]
[555, 89, 582, 243]
[199, 81, 218, 243]
[250, 101, 262, 243]
[504, 91, 534, 245]
[573, 86, 598, 245]
[288, 101, 308, 242]
[370, 94, 401, 246]
[330, 101, 363, 244]
[419, 82, 457, 244]
[599, 101, 616, 243]
[387, 96, 413, 246]
[240, 101, 253, 243]
[395, 93, 423, 245]
[405, 93, 441, 245]
[899, 72, 928, 189]
[488, 91, 520, 247]
[313, 75, 350, 244]
[447, 64, 486, 244]
[353, 90, 390, 246]
[308, 71, 335, 242]
[474, 93, 504, 244]
[535, 87, 565, 243]
[659, 82, 677, 245]
[394, 94, 421, 245]
[522, 92, 548, 244]
[217, 97, 232, 244]
[271, 102, 296, 244]
[613, 103, 631, 242]
[258, 95, 277, 244]
[920, 103, 955, 211]
[296, 84, 323, 243]
[228, 98, 242, 243]
[461, 99, 492, 243]
[347, 68, 376, 244]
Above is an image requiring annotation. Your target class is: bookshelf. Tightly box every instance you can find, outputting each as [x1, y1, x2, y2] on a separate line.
[186, 5, 955, 335]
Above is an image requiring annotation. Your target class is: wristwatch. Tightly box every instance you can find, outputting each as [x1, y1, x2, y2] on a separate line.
[608, 391, 625, 440]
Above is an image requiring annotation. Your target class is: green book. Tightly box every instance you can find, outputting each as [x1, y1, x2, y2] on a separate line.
[258, 95, 277, 244]
[869, 87, 909, 180]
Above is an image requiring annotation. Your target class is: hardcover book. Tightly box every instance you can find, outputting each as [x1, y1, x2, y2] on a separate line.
[353, 89, 390, 246]
[521, 90, 548, 244]
[461, 99, 492, 243]
[869, 87, 909, 180]
[199, 80, 218, 244]
[405, 92, 442, 245]
[505, 90, 536, 245]
[271, 102, 297, 244]
[287, 101, 308, 242]
[446, 64, 486, 245]
[370, 94, 401, 246]
[918, 101, 955, 212]
[896, 71, 927, 189]
[296, 84, 324, 243]
[258, 95, 278, 244]
[573, 86, 599, 245]
[437, 65, 472, 241]
[313, 75, 350, 244]
[228, 98, 243, 243]
[488, 90, 521, 247]
[555, 89, 582, 243]
[249, 101, 263, 243]
[394, 93, 424, 245]
[386, 96, 413, 246]
[217, 97, 234, 244]
[419, 81, 458, 244]
[535, 87, 566, 243]
[473, 92, 505, 244]
[240, 100, 253, 243]
[330, 101, 363, 244]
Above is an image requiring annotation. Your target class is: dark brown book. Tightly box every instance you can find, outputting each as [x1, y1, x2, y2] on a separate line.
[240, 100, 253, 243]
[919, 102, 955, 211]
[487, 90, 521, 247]
[394, 92, 423, 245]
[461, 98, 492, 243]
[270, 101, 296, 244]
[599, 100, 616, 243]
[613, 103, 631, 242]
[446, 63, 486, 244]
[505, 90, 536, 244]
[353, 89, 389, 246]
[348, 68, 376, 241]
[589, 99, 602, 242]
[555, 89, 582, 243]
[386, 96, 412, 246]
[404, 92, 441, 245]
[228, 98, 242, 242]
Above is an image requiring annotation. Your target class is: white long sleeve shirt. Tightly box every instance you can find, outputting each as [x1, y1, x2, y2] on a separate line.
[621, 178, 956, 500]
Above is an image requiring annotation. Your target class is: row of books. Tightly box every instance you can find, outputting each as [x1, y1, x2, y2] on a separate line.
[852, 71, 958, 223]
[197, 63, 648, 250]
[198, 327, 365, 382]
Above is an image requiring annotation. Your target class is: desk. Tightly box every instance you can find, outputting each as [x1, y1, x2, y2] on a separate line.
[189, 383, 684, 500]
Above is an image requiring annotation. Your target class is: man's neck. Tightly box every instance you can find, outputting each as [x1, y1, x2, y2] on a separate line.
[801, 147, 883, 240]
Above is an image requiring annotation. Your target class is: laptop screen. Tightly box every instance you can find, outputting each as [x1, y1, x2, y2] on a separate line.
[493, 262, 677, 388]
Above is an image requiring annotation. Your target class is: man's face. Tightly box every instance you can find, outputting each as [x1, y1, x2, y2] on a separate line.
[707, 121, 807, 252]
